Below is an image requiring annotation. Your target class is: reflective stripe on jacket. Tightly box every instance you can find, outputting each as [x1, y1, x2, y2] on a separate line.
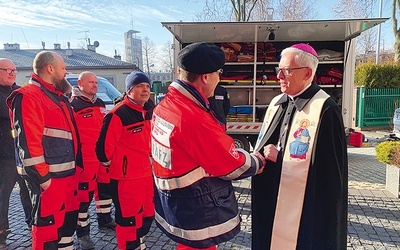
[96, 96, 153, 180]
[151, 80, 263, 248]
[7, 74, 79, 184]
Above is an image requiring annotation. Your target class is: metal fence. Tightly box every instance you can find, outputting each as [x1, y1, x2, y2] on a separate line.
[356, 87, 400, 128]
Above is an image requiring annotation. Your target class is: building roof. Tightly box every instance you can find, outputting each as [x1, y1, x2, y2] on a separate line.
[0, 47, 135, 70]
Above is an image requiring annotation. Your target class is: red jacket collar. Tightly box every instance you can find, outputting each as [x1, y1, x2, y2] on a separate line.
[122, 95, 144, 112]
[30, 73, 64, 96]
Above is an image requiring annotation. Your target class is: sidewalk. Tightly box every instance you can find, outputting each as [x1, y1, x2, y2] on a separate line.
[5, 145, 400, 249]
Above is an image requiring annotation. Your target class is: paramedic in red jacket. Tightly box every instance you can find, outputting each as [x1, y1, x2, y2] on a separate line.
[151, 42, 266, 250]
[96, 71, 154, 250]
[7, 51, 81, 249]
[69, 71, 115, 249]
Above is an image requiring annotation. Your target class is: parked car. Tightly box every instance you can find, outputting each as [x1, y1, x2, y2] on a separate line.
[66, 74, 121, 110]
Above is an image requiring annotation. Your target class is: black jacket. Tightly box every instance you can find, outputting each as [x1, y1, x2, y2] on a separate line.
[0, 83, 19, 159]
[208, 84, 230, 125]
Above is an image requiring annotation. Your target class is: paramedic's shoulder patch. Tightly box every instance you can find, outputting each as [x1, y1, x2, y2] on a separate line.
[229, 143, 240, 159]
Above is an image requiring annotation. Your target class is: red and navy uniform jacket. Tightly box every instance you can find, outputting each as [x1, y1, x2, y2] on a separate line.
[70, 87, 107, 163]
[6, 73, 82, 185]
[96, 96, 153, 180]
[151, 80, 264, 248]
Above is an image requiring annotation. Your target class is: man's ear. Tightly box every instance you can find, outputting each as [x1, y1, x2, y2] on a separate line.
[304, 68, 313, 81]
[46, 64, 53, 74]
[200, 73, 208, 84]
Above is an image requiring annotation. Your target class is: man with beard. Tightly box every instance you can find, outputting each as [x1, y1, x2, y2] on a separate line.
[7, 51, 81, 249]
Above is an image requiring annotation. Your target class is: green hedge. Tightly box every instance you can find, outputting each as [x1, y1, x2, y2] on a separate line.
[355, 63, 400, 88]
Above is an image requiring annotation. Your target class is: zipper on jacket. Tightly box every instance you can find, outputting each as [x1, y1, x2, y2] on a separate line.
[122, 155, 128, 177]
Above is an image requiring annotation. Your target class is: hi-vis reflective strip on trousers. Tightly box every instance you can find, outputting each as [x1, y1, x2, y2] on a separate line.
[270, 90, 329, 250]
[155, 211, 240, 241]
[96, 199, 112, 213]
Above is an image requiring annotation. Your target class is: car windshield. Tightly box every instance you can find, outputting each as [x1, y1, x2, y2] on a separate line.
[97, 78, 121, 104]
[67, 76, 121, 105]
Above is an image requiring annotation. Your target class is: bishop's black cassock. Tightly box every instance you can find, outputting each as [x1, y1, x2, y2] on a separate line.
[251, 83, 348, 250]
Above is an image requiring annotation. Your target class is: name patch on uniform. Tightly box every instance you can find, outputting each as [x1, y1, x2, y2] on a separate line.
[152, 138, 171, 169]
[152, 114, 174, 170]
[215, 95, 224, 100]
[128, 124, 144, 134]
[132, 128, 142, 133]
[152, 114, 174, 147]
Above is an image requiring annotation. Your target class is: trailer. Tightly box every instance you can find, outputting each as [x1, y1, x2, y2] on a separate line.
[162, 18, 388, 151]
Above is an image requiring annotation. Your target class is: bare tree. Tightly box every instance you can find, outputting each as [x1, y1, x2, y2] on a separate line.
[357, 29, 378, 55]
[161, 41, 174, 80]
[195, 0, 233, 21]
[142, 36, 157, 81]
[333, 0, 375, 18]
[393, 0, 400, 62]
[231, 0, 259, 21]
[274, 0, 317, 20]
[333, 0, 377, 56]
[194, 0, 315, 21]
[195, 0, 269, 21]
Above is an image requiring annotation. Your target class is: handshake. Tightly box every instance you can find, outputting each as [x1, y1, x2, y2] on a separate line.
[251, 144, 280, 174]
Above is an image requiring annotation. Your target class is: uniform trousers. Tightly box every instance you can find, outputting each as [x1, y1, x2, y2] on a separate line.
[95, 165, 114, 225]
[76, 162, 98, 238]
[0, 159, 32, 231]
[27, 173, 79, 250]
[110, 176, 154, 250]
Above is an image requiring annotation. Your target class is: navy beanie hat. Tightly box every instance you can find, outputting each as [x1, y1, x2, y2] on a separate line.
[178, 43, 225, 74]
[125, 71, 150, 93]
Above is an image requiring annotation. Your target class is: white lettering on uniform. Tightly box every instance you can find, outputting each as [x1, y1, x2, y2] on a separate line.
[215, 95, 224, 100]
[152, 114, 174, 170]
[152, 138, 171, 169]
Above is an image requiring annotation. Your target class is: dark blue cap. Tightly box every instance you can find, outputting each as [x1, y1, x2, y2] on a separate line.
[125, 71, 150, 93]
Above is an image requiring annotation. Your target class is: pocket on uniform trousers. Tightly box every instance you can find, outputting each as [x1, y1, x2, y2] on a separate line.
[40, 180, 64, 217]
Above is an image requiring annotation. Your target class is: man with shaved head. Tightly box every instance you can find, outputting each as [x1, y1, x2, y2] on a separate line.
[70, 71, 115, 249]
[7, 51, 81, 249]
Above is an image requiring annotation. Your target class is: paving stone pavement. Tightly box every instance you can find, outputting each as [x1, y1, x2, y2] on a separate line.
[4, 142, 400, 249]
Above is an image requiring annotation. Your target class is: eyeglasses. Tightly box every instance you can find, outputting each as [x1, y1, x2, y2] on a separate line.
[217, 69, 223, 75]
[0, 68, 18, 75]
[275, 67, 308, 77]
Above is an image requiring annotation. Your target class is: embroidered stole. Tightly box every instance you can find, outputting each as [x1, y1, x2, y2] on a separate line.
[255, 90, 329, 250]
